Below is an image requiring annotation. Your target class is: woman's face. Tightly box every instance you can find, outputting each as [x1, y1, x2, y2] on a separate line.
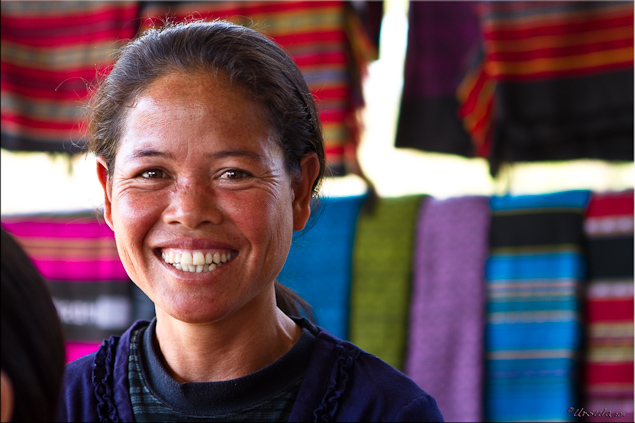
[97, 72, 316, 324]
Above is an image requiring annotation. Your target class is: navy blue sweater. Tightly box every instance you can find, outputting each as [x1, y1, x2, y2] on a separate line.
[57, 318, 443, 422]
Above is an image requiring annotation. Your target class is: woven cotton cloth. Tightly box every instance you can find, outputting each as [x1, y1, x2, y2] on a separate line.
[279, 195, 366, 340]
[1, 212, 153, 363]
[405, 196, 490, 422]
[0, 1, 139, 153]
[349, 195, 426, 371]
[138, 0, 377, 176]
[395, 1, 480, 157]
[485, 190, 590, 422]
[458, 1, 634, 175]
[582, 190, 634, 422]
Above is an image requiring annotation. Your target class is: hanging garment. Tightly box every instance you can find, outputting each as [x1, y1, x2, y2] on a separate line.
[279, 195, 366, 340]
[349, 195, 426, 370]
[0, 1, 139, 153]
[395, 1, 480, 157]
[1, 211, 154, 363]
[582, 190, 634, 422]
[458, 1, 634, 176]
[485, 190, 590, 422]
[406, 196, 490, 422]
[138, 1, 378, 177]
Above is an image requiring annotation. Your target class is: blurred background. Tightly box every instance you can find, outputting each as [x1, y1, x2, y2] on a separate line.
[1, 1, 633, 422]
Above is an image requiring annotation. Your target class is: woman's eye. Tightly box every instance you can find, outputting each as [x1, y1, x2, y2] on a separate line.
[139, 169, 166, 179]
[221, 170, 251, 180]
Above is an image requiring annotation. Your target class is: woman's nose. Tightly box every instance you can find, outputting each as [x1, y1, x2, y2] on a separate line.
[163, 180, 223, 228]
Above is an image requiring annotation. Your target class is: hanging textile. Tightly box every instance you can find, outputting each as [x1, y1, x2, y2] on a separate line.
[395, 1, 480, 157]
[349, 195, 425, 370]
[138, 1, 378, 177]
[485, 190, 590, 422]
[406, 196, 490, 422]
[279, 195, 366, 340]
[582, 190, 634, 421]
[0, 1, 139, 153]
[458, 1, 634, 176]
[1, 212, 154, 363]
[350, 0, 383, 57]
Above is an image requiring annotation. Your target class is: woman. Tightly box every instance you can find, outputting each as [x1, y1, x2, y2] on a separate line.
[57, 21, 443, 422]
[1, 228, 66, 422]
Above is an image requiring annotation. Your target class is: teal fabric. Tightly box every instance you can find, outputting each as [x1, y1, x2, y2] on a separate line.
[279, 195, 366, 340]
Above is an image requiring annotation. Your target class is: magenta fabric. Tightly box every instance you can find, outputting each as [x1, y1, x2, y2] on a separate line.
[406, 196, 490, 422]
[65, 341, 101, 363]
[1, 212, 152, 363]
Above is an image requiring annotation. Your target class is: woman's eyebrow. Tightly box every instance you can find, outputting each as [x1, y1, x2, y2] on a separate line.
[209, 149, 265, 162]
[123, 148, 266, 162]
[125, 148, 173, 162]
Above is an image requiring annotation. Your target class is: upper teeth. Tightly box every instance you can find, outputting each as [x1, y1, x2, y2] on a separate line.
[161, 250, 232, 273]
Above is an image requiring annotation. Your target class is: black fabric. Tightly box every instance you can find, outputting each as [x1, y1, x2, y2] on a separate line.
[136, 319, 316, 417]
[395, 97, 474, 156]
[489, 69, 634, 176]
[489, 212, 586, 248]
[586, 236, 634, 280]
[497, 70, 634, 123]
[0, 132, 85, 154]
[47, 280, 134, 341]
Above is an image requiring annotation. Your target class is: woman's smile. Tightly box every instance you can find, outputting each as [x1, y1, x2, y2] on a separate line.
[159, 248, 234, 273]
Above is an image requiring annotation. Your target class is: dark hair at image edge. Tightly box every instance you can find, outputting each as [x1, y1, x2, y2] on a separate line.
[1, 228, 66, 422]
[87, 20, 325, 321]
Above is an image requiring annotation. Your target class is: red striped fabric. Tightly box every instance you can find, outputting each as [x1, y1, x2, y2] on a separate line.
[1, 1, 139, 153]
[457, 1, 634, 161]
[1, 1, 375, 173]
[587, 299, 634, 322]
[582, 189, 634, 422]
[586, 363, 634, 385]
[587, 193, 635, 217]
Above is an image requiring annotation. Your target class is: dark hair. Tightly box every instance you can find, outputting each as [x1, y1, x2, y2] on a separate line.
[87, 20, 325, 320]
[0, 228, 66, 422]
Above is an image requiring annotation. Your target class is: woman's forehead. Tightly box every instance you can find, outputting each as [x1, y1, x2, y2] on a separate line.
[128, 73, 266, 129]
[141, 71, 241, 105]
[116, 72, 280, 161]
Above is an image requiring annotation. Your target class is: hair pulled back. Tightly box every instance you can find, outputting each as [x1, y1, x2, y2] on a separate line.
[87, 20, 325, 320]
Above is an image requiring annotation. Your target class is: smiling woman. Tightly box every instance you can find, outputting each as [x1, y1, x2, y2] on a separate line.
[56, 20, 443, 422]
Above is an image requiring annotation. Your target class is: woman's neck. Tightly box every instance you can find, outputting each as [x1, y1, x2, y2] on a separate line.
[153, 300, 301, 383]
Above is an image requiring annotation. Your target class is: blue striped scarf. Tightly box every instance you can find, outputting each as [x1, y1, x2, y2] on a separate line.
[485, 190, 590, 422]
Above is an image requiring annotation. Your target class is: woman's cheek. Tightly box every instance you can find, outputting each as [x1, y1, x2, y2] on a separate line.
[111, 189, 165, 266]
[113, 186, 166, 225]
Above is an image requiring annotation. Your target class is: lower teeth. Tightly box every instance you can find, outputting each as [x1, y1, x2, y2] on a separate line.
[172, 262, 219, 272]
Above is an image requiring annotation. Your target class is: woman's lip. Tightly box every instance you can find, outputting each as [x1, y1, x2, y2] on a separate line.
[153, 238, 237, 250]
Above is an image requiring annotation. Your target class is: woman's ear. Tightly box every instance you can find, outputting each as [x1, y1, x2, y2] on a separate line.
[1, 370, 14, 422]
[291, 152, 320, 231]
[96, 156, 114, 231]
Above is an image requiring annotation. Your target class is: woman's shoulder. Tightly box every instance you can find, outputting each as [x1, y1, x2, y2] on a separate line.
[56, 320, 151, 422]
[312, 325, 424, 393]
[295, 319, 443, 422]
[64, 319, 151, 374]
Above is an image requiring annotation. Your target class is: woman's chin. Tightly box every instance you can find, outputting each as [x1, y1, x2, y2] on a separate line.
[153, 292, 228, 324]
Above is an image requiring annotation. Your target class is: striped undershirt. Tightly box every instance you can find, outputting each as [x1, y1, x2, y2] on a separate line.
[128, 320, 315, 422]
